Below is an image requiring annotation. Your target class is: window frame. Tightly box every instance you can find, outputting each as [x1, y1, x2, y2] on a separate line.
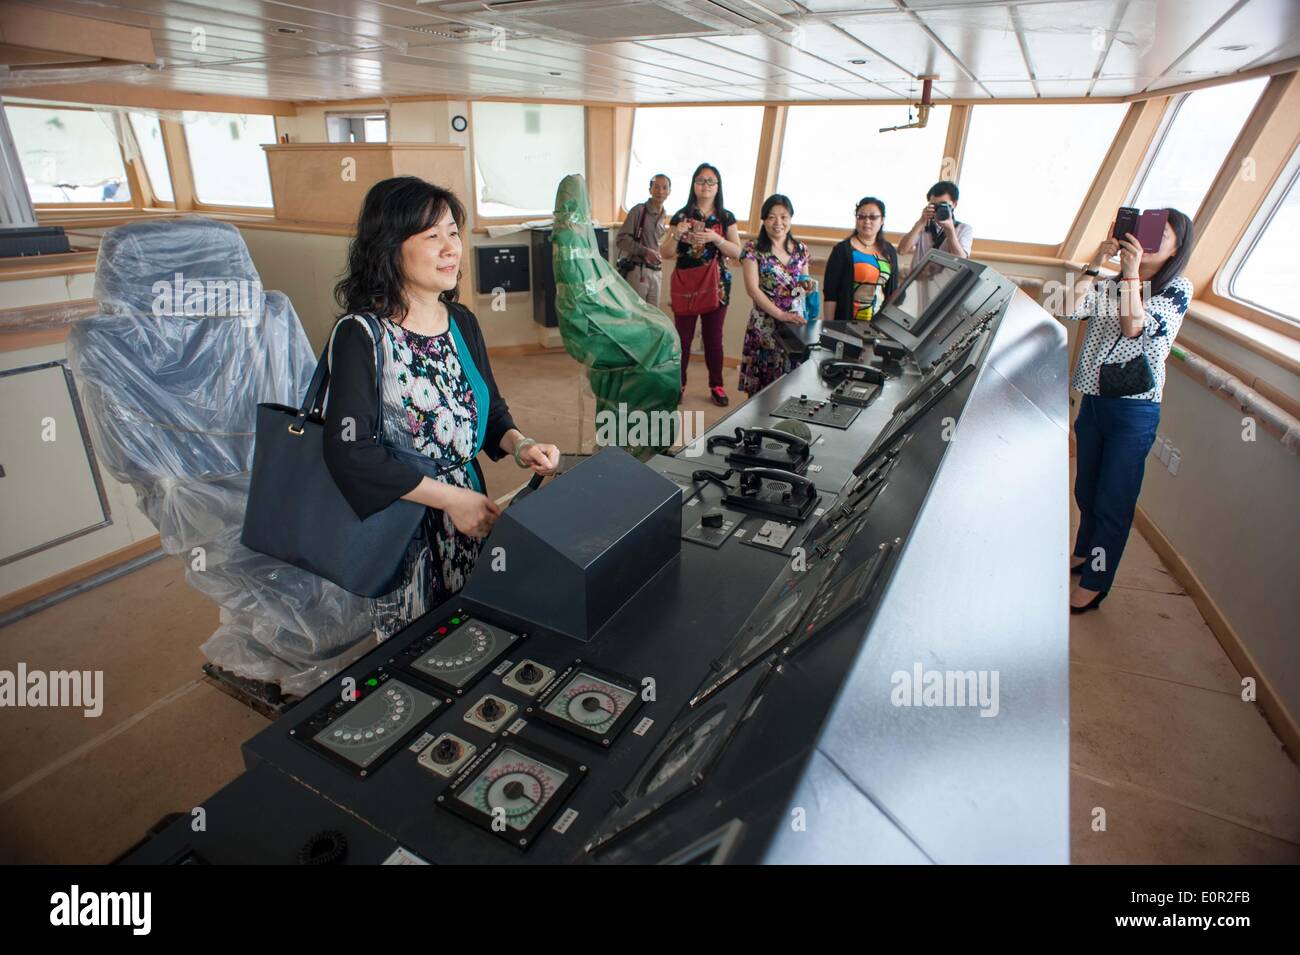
[1215, 144, 1300, 329]
[9, 103, 137, 210]
[180, 111, 278, 212]
[125, 111, 175, 209]
[956, 101, 1129, 255]
[324, 110, 390, 144]
[470, 101, 588, 226]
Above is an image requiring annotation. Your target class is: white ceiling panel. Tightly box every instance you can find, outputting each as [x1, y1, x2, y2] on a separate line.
[0, 0, 1295, 104]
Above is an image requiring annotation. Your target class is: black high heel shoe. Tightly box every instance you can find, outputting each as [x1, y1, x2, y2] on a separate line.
[1070, 591, 1107, 614]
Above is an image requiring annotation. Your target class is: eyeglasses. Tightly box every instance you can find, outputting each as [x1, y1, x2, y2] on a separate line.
[855, 214, 883, 221]
[694, 178, 718, 186]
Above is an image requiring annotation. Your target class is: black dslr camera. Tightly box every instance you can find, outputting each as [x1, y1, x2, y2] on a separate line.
[932, 200, 953, 222]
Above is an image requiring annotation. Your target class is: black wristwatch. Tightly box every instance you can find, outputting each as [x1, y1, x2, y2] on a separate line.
[1083, 267, 1101, 277]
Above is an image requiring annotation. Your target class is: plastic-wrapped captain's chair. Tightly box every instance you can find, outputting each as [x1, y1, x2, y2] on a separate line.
[67, 217, 375, 698]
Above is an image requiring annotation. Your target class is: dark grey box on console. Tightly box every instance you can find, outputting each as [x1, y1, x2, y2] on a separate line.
[461, 446, 681, 642]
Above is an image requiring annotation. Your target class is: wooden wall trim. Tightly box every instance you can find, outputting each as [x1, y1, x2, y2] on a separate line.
[747, 106, 786, 235]
[0, 535, 163, 617]
[7, 83, 298, 116]
[1185, 71, 1300, 295]
[940, 104, 970, 182]
[1132, 507, 1299, 766]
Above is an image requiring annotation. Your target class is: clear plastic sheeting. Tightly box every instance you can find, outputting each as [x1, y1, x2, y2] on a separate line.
[67, 216, 374, 695]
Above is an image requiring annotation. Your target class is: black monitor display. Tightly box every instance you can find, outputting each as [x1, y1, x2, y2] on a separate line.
[887, 254, 967, 332]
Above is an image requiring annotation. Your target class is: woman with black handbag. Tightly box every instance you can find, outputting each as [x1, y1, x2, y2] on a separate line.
[325, 177, 560, 637]
[1065, 208, 1193, 614]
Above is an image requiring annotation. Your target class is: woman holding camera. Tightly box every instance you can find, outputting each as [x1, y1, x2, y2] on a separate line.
[738, 194, 811, 396]
[325, 177, 561, 638]
[660, 162, 743, 406]
[823, 196, 900, 322]
[1065, 208, 1193, 613]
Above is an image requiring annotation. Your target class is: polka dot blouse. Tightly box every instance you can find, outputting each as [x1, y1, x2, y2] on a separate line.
[1067, 275, 1192, 403]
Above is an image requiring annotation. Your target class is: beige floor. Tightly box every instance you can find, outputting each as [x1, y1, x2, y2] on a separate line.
[2, 351, 1297, 864]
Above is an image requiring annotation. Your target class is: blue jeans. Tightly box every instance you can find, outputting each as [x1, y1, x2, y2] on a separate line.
[1072, 394, 1160, 593]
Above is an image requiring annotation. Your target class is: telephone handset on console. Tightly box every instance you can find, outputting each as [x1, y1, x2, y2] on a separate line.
[819, 360, 885, 385]
[708, 426, 811, 460]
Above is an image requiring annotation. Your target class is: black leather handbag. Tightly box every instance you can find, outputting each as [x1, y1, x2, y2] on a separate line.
[241, 314, 462, 598]
[1097, 330, 1155, 398]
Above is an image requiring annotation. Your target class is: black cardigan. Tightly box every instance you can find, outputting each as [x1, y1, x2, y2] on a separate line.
[323, 303, 517, 520]
[822, 237, 900, 322]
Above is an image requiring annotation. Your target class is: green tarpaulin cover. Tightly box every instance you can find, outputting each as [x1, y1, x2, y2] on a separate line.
[552, 174, 682, 459]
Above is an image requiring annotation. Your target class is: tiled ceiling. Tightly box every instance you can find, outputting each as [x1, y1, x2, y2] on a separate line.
[0, 0, 1297, 105]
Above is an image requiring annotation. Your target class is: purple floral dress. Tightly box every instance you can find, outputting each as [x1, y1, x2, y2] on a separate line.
[739, 238, 810, 395]
[371, 319, 483, 638]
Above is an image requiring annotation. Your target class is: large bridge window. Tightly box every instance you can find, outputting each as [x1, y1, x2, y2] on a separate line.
[472, 102, 585, 219]
[624, 106, 763, 221]
[777, 104, 951, 231]
[957, 103, 1126, 246]
[1223, 145, 1300, 324]
[4, 104, 132, 204]
[1130, 78, 1266, 219]
[181, 112, 276, 207]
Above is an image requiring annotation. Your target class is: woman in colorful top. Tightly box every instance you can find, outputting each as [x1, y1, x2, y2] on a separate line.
[739, 194, 811, 396]
[1065, 207, 1193, 614]
[822, 196, 900, 322]
[325, 177, 561, 638]
[659, 162, 743, 406]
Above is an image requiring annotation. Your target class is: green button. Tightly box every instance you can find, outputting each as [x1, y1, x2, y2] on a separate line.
[450, 617, 461, 625]
[365, 678, 378, 687]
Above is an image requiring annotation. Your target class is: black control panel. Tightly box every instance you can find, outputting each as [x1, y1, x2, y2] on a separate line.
[122, 251, 1020, 866]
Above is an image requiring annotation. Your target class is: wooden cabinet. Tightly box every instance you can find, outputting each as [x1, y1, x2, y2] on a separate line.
[261, 143, 469, 227]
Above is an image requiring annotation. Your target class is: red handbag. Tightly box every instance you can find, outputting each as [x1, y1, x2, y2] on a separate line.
[670, 257, 722, 315]
[670, 222, 724, 315]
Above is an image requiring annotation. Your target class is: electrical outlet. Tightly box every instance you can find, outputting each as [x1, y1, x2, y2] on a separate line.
[1157, 439, 1172, 465]
[1168, 450, 1181, 475]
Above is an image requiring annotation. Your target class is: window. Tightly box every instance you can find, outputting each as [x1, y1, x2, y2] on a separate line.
[956, 103, 1127, 246]
[326, 112, 389, 144]
[4, 105, 132, 203]
[1131, 78, 1266, 219]
[777, 104, 951, 230]
[472, 102, 585, 218]
[182, 112, 276, 207]
[624, 106, 764, 222]
[126, 112, 174, 203]
[1224, 149, 1300, 324]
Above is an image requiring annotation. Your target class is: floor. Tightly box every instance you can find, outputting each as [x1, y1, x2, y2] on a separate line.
[2, 350, 1297, 864]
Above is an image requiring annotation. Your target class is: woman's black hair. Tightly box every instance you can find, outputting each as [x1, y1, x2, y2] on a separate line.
[756, 194, 797, 255]
[334, 176, 466, 323]
[677, 162, 728, 222]
[1148, 207, 1193, 295]
[847, 196, 886, 244]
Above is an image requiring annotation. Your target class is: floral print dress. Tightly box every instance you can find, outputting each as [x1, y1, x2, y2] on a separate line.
[738, 238, 810, 395]
[371, 319, 483, 639]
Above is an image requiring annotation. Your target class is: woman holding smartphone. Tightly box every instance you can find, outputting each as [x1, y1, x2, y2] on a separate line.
[325, 176, 561, 638]
[1065, 208, 1192, 613]
[660, 162, 743, 406]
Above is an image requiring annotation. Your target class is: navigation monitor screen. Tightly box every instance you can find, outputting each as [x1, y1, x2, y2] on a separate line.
[889, 255, 966, 330]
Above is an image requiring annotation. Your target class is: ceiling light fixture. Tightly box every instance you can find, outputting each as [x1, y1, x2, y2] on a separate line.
[1219, 44, 1249, 52]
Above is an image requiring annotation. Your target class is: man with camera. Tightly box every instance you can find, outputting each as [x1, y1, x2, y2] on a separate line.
[616, 174, 671, 306]
[899, 180, 973, 277]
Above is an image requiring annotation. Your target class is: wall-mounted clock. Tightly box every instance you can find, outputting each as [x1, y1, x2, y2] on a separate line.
[451, 114, 468, 132]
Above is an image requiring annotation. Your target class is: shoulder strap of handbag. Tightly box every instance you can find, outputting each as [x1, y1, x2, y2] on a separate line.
[1101, 314, 1149, 364]
[295, 313, 386, 441]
